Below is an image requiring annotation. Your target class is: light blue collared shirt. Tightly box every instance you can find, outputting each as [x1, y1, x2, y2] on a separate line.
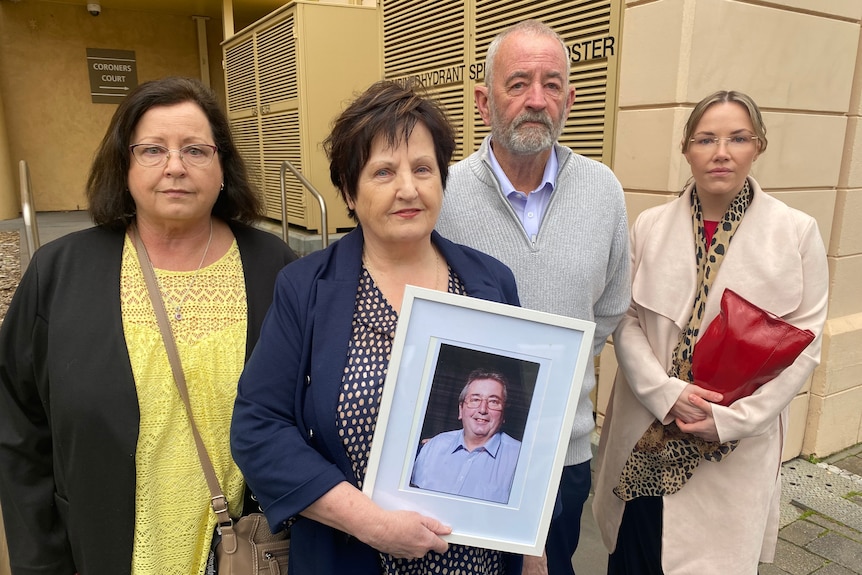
[487, 142, 558, 243]
[410, 429, 521, 504]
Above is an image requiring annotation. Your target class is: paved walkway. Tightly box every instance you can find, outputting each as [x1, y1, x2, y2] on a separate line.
[571, 444, 862, 574]
[0, 210, 95, 269]
[762, 445, 862, 575]
[2, 211, 861, 574]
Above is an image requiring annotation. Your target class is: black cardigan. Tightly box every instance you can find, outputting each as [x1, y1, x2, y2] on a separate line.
[0, 222, 296, 575]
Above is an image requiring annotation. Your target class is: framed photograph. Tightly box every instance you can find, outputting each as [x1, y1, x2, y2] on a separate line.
[363, 286, 596, 556]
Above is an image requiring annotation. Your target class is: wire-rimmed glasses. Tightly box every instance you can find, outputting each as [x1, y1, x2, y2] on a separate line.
[462, 395, 504, 411]
[688, 135, 759, 152]
[129, 143, 219, 168]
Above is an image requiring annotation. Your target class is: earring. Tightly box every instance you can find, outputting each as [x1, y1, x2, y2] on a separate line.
[220, 182, 224, 191]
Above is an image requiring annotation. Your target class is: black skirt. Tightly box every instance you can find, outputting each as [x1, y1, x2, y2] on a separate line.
[607, 496, 664, 575]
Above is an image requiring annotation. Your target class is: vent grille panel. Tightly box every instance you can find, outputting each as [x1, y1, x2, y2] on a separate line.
[230, 117, 265, 208]
[383, 0, 464, 76]
[424, 84, 466, 161]
[261, 111, 304, 222]
[256, 16, 298, 104]
[224, 41, 256, 114]
[385, 0, 618, 163]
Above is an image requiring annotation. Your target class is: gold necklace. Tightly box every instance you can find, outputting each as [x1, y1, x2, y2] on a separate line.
[148, 219, 214, 321]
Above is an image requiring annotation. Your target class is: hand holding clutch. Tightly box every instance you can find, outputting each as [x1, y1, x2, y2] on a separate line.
[691, 289, 815, 407]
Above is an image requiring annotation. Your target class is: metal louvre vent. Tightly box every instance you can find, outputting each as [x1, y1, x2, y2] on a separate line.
[383, 0, 464, 77]
[565, 61, 608, 160]
[475, 0, 612, 52]
[230, 117, 265, 208]
[224, 40, 256, 115]
[383, 0, 618, 164]
[423, 83, 466, 161]
[256, 16, 298, 105]
[475, 0, 613, 161]
[223, 4, 380, 232]
[260, 111, 303, 221]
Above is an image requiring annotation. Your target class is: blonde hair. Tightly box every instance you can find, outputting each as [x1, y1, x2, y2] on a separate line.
[681, 90, 768, 154]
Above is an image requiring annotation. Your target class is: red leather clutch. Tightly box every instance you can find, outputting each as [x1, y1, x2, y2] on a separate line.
[691, 289, 815, 406]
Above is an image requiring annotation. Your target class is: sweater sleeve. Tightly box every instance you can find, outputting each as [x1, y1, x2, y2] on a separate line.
[592, 206, 631, 357]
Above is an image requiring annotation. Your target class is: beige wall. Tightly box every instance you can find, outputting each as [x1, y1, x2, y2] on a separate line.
[0, 1, 225, 215]
[0, 85, 17, 221]
[605, 0, 862, 458]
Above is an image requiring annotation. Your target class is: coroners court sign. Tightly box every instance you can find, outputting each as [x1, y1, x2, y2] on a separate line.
[86, 48, 139, 104]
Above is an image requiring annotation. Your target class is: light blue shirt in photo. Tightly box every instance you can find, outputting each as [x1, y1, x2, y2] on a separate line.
[410, 429, 521, 504]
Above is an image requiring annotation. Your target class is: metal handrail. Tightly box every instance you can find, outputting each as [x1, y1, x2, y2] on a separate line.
[18, 160, 40, 258]
[279, 160, 329, 249]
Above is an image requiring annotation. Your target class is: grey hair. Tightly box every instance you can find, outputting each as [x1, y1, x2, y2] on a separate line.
[484, 19, 570, 88]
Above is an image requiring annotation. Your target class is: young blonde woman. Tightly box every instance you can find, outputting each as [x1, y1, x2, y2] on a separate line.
[593, 90, 828, 574]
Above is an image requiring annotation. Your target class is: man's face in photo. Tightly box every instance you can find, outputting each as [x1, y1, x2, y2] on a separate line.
[458, 378, 506, 447]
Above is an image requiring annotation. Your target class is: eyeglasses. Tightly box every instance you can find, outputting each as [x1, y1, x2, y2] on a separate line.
[129, 143, 219, 168]
[688, 135, 759, 151]
[462, 395, 504, 411]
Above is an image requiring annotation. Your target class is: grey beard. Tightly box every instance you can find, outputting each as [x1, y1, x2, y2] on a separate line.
[491, 112, 563, 155]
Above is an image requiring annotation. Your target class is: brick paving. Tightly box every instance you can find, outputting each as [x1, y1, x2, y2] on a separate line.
[761, 445, 862, 575]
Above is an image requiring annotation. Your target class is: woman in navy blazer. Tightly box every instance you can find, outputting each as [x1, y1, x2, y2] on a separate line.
[231, 82, 522, 574]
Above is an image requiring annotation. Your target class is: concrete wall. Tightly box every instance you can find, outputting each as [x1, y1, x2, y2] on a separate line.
[598, 0, 862, 459]
[0, 1, 225, 214]
[0, 87, 16, 221]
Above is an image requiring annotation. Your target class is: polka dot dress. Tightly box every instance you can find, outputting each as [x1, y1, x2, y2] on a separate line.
[337, 266, 506, 575]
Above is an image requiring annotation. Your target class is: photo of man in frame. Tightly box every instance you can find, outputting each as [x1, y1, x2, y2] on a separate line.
[410, 344, 539, 504]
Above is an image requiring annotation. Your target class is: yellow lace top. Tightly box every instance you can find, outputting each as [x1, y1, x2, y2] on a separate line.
[120, 234, 247, 575]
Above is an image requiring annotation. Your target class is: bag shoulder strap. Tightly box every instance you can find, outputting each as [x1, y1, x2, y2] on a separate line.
[130, 225, 236, 542]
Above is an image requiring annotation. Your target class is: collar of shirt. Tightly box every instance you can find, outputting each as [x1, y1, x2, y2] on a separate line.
[451, 429, 503, 458]
[487, 140, 558, 241]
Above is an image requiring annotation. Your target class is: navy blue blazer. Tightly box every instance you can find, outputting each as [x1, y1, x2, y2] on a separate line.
[231, 227, 522, 574]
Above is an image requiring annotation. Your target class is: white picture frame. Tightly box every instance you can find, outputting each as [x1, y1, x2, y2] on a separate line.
[363, 286, 596, 556]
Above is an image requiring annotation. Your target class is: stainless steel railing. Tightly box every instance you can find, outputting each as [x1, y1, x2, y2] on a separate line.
[279, 160, 329, 249]
[18, 160, 39, 259]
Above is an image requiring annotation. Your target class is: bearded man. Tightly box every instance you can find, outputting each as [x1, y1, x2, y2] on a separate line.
[436, 19, 631, 575]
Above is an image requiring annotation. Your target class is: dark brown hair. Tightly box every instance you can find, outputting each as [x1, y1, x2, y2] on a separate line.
[322, 80, 456, 222]
[86, 76, 262, 230]
[458, 369, 510, 405]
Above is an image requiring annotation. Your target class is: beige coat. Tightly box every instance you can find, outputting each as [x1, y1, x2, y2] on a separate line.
[593, 178, 829, 574]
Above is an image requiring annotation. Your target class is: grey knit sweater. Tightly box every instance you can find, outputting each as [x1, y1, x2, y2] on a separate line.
[437, 136, 631, 466]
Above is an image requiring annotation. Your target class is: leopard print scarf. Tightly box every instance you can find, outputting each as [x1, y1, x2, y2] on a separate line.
[614, 180, 752, 501]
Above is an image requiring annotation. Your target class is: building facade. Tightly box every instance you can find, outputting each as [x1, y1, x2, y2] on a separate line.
[0, 0, 859, 496]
